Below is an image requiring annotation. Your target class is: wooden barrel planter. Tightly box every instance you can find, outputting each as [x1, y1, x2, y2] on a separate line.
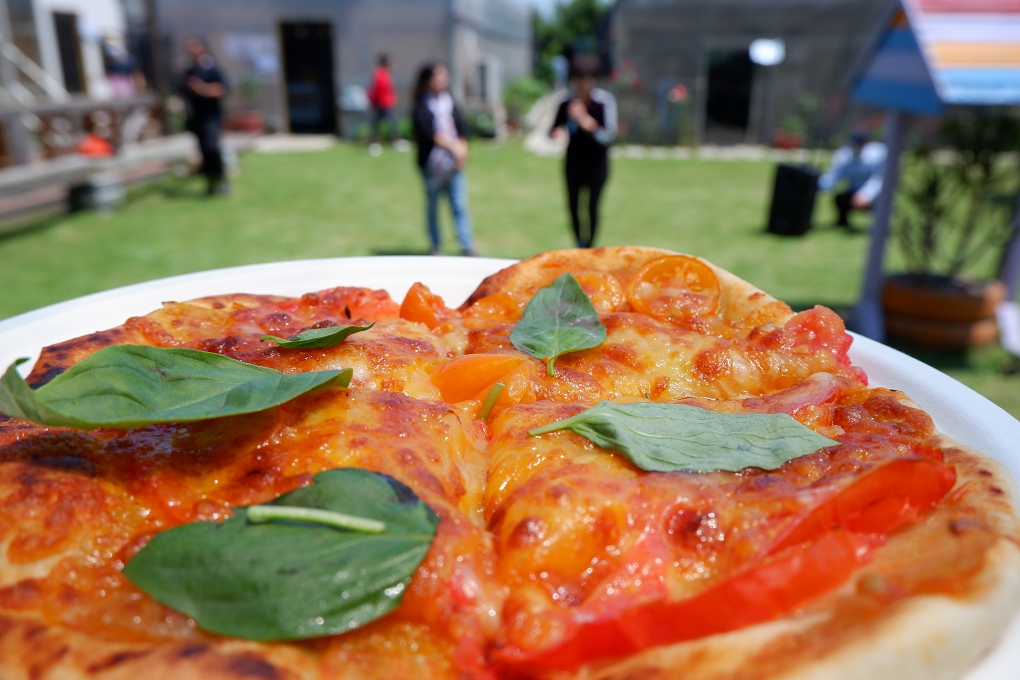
[882, 274, 1006, 349]
[225, 111, 265, 133]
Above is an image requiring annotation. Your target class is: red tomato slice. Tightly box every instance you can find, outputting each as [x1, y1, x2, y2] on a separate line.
[497, 530, 867, 673]
[496, 456, 956, 673]
[770, 457, 956, 553]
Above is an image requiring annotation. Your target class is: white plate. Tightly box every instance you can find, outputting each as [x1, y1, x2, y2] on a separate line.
[0, 256, 1017, 677]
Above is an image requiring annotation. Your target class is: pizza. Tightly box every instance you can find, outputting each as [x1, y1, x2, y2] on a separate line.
[0, 246, 1017, 680]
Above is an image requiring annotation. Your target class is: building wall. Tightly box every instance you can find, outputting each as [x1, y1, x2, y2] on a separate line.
[157, 0, 531, 134]
[33, 0, 126, 98]
[340, 0, 448, 111]
[452, 0, 530, 106]
[613, 0, 891, 145]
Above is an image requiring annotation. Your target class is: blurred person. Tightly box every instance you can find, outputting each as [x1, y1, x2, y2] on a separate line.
[412, 63, 477, 256]
[180, 38, 229, 196]
[818, 130, 887, 228]
[551, 54, 617, 248]
[367, 54, 405, 155]
[103, 33, 151, 148]
[103, 33, 145, 98]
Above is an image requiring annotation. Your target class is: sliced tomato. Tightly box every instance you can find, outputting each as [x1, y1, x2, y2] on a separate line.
[472, 361, 535, 418]
[573, 272, 625, 314]
[782, 306, 853, 364]
[626, 255, 720, 322]
[462, 292, 522, 324]
[497, 530, 866, 672]
[400, 282, 450, 330]
[496, 456, 956, 673]
[771, 457, 956, 553]
[431, 354, 524, 404]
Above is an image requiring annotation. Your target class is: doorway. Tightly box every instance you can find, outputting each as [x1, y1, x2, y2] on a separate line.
[704, 50, 753, 143]
[280, 21, 337, 134]
[53, 12, 85, 94]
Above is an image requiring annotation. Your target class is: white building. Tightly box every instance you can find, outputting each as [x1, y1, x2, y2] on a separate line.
[2, 0, 129, 101]
[155, 0, 533, 135]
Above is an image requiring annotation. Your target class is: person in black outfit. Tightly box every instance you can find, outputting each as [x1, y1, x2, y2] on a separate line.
[550, 55, 617, 248]
[180, 38, 229, 195]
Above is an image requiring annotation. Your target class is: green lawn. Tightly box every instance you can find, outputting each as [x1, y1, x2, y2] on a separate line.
[0, 140, 1017, 416]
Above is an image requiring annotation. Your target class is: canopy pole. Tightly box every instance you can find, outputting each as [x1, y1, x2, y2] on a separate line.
[995, 193, 1020, 358]
[999, 192, 1020, 302]
[853, 109, 907, 342]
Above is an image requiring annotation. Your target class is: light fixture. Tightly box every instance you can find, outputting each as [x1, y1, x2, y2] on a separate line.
[749, 39, 786, 66]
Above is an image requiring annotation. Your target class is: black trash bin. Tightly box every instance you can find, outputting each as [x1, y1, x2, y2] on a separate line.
[766, 164, 819, 236]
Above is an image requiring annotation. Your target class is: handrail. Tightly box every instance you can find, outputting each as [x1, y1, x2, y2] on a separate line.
[6, 79, 34, 105]
[0, 40, 68, 103]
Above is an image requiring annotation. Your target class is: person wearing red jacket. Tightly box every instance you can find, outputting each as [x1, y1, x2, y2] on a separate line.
[367, 54, 401, 153]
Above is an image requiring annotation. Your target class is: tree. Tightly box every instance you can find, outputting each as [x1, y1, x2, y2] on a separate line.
[533, 0, 611, 82]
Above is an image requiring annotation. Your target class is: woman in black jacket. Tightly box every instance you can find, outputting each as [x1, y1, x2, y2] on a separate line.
[411, 63, 476, 256]
[551, 55, 618, 248]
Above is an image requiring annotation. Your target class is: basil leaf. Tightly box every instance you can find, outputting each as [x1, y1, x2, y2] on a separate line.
[528, 401, 839, 473]
[261, 321, 375, 349]
[510, 273, 606, 376]
[0, 345, 350, 430]
[123, 468, 439, 641]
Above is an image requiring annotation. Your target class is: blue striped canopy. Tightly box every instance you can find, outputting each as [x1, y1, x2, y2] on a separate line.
[851, 0, 1020, 114]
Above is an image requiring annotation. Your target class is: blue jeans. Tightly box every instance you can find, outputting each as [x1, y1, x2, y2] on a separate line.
[424, 169, 474, 253]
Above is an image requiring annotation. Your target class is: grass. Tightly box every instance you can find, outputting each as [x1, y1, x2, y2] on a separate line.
[0, 140, 1017, 417]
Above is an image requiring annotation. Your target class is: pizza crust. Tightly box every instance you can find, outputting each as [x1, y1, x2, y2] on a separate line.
[459, 246, 795, 328]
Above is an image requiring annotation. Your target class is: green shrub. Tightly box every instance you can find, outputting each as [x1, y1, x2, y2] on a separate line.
[504, 77, 549, 126]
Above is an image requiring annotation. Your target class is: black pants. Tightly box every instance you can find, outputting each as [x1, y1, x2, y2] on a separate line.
[193, 116, 224, 189]
[371, 106, 399, 142]
[834, 190, 860, 227]
[566, 162, 608, 248]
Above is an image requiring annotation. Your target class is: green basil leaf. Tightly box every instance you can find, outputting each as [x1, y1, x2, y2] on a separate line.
[261, 321, 375, 349]
[528, 401, 839, 473]
[123, 468, 439, 641]
[509, 273, 607, 376]
[0, 345, 350, 430]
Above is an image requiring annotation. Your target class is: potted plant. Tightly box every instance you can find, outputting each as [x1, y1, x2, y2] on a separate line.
[772, 94, 820, 150]
[226, 73, 265, 133]
[885, 112, 1020, 348]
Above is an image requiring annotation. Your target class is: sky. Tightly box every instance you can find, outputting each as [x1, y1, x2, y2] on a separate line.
[527, 0, 563, 18]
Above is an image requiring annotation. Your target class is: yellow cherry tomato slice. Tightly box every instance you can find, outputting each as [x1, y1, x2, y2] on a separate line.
[573, 272, 625, 314]
[626, 255, 720, 322]
[431, 353, 524, 403]
[400, 282, 446, 330]
[463, 292, 523, 324]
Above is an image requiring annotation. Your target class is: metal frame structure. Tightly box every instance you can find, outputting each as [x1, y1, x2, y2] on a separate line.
[847, 0, 1020, 347]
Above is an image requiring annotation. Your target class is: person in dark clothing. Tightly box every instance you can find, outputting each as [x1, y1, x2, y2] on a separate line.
[411, 63, 476, 256]
[550, 55, 617, 248]
[180, 38, 229, 195]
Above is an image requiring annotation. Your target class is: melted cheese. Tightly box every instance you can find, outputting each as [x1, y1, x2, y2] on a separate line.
[0, 388, 499, 674]
[483, 387, 950, 653]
